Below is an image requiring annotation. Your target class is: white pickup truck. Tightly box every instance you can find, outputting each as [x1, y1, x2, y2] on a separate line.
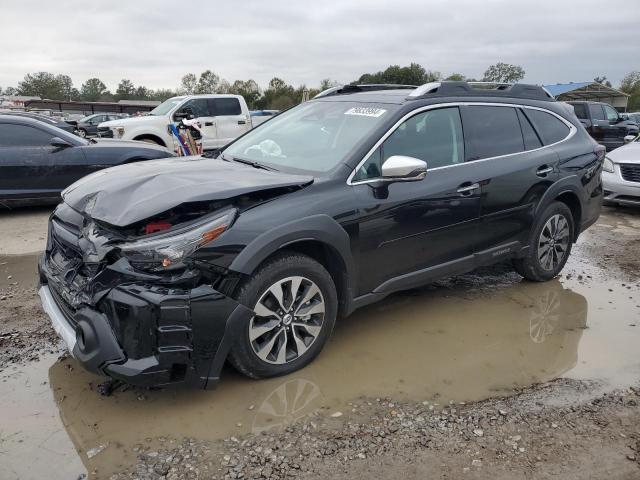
[98, 94, 252, 150]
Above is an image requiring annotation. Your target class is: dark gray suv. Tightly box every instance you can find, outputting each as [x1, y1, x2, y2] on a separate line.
[39, 82, 604, 388]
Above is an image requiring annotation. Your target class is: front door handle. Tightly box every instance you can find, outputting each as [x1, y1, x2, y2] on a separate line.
[456, 182, 480, 195]
[536, 165, 553, 176]
[204, 121, 214, 126]
[238, 120, 246, 125]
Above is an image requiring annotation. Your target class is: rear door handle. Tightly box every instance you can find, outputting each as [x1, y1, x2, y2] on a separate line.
[238, 120, 246, 125]
[536, 165, 553, 176]
[204, 122, 214, 126]
[456, 182, 480, 195]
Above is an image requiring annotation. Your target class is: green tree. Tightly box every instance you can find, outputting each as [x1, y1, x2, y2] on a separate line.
[195, 70, 220, 94]
[620, 71, 640, 111]
[594, 76, 612, 87]
[116, 79, 136, 100]
[445, 73, 466, 81]
[482, 62, 525, 83]
[17, 72, 67, 99]
[80, 78, 109, 101]
[356, 63, 440, 85]
[134, 86, 151, 99]
[180, 73, 197, 95]
[151, 89, 177, 102]
[229, 79, 262, 109]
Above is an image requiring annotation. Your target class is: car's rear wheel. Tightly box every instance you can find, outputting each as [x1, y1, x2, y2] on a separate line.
[77, 128, 87, 138]
[228, 252, 337, 379]
[512, 201, 574, 282]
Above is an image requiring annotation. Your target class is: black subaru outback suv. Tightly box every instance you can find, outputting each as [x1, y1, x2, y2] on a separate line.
[39, 82, 604, 388]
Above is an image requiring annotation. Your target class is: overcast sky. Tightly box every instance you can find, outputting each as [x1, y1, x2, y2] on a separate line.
[1, 0, 638, 92]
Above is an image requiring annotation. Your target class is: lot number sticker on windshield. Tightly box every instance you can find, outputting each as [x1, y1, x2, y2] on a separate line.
[344, 107, 387, 117]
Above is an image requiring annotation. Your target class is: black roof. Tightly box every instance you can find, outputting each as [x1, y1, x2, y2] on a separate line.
[314, 81, 554, 104]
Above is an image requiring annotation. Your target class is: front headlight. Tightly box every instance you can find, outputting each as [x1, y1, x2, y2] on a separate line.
[603, 157, 615, 173]
[119, 209, 236, 271]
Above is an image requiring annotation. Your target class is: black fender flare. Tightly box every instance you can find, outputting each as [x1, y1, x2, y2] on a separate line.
[535, 175, 586, 239]
[230, 214, 355, 276]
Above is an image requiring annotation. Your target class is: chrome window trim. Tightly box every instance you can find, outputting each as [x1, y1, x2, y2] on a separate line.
[347, 102, 577, 186]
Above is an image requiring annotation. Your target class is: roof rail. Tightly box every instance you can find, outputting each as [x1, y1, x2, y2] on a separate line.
[314, 84, 417, 99]
[407, 81, 554, 101]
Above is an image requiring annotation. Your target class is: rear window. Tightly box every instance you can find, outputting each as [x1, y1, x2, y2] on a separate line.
[524, 109, 571, 145]
[589, 104, 606, 121]
[211, 98, 241, 116]
[463, 106, 524, 160]
[571, 103, 588, 119]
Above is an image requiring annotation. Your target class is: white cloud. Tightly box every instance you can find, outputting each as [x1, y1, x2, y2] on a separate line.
[0, 0, 637, 91]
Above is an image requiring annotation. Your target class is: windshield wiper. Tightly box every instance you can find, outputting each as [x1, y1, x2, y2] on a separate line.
[221, 154, 278, 172]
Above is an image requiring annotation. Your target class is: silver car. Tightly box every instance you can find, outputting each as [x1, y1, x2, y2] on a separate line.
[603, 134, 640, 206]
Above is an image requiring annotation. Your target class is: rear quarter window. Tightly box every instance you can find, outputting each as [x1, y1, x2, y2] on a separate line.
[212, 98, 242, 116]
[462, 106, 524, 160]
[571, 103, 588, 119]
[524, 109, 571, 145]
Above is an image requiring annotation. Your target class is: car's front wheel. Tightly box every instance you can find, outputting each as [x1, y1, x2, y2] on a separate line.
[228, 252, 337, 379]
[513, 201, 574, 282]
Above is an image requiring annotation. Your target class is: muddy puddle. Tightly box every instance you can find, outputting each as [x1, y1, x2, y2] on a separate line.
[1, 212, 639, 479]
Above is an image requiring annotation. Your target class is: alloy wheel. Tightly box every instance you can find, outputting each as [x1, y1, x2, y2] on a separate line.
[249, 276, 325, 365]
[538, 214, 570, 271]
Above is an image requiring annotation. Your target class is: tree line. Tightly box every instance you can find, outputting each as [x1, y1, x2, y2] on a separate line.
[2, 63, 639, 111]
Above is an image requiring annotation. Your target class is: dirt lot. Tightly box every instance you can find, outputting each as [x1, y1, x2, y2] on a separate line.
[0, 206, 639, 480]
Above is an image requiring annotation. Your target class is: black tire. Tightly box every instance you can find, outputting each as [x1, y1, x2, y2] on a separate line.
[228, 252, 337, 379]
[512, 201, 574, 282]
[77, 128, 87, 138]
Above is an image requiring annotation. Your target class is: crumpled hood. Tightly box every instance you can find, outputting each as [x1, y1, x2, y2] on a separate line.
[62, 156, 313, 227]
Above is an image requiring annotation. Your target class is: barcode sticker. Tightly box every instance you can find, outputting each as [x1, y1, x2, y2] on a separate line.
[344, 107, 387, 117]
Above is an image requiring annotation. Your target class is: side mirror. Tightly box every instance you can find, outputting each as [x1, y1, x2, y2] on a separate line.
[381, 155, 428, 182]
[624, 135, 636, 144]
[50, 137, 72, 148]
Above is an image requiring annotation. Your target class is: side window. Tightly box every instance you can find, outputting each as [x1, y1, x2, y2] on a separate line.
[463, 106, 524, 160]
[211, 98, 242, 116]
[0, 124, 53, 147]
[516, 109, 542, 150]
[603, 105, 619, 122]
[179, 99, 211, 118]
[353, 107, 464, 181]
[571, 103, 588, 119]
[589, 104, 606, 121]
[524, 109, 571, 145]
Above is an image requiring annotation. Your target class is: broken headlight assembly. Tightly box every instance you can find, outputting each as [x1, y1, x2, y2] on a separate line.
[602, 156, 615, 173]
[119, 209, 236, 272]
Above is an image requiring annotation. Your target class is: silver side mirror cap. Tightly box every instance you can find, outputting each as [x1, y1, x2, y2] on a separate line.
[624, 135, 636, 144]
[381, 155, 427, 182]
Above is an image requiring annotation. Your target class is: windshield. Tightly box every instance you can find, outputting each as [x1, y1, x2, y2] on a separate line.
[223, 101, 397, 173]
[149, 97, 184, 116]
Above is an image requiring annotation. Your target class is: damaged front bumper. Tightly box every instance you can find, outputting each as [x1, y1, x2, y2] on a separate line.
[38, 205, 253, 389]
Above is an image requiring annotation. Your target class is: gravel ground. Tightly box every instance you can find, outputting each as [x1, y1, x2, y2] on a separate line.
[0, 284, 61, 368]
[109, 380, 640, 480]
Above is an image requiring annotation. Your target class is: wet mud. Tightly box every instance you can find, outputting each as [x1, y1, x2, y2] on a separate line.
[0, 208, 639, 479]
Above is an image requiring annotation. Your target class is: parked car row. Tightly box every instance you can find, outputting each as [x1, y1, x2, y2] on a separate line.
[0, 115, 174, 205]
[567, 100, 639, 151]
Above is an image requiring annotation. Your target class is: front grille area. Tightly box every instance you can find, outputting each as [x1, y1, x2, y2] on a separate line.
[49, 283, 78, 328]
[620, 164, 640, 183]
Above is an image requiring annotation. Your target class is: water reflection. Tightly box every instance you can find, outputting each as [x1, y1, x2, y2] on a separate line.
[42, 278, 588, 477]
